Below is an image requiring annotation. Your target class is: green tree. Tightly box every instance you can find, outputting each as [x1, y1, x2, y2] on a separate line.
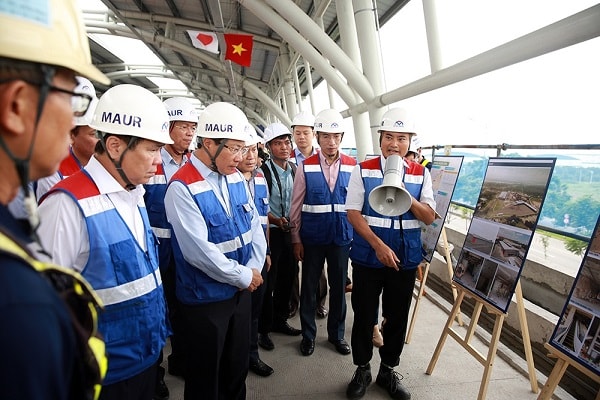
[539, 176, 570, 223]
[564, 238, 587, 256]
[566, 195, 600, 234]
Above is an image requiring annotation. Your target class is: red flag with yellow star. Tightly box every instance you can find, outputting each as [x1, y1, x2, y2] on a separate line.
[224, 33, 253, 67]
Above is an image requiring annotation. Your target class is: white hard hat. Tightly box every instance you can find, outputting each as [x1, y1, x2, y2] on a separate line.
[245, 125, 264, 146]
[74, 77, 99, 126]
[90, 84, 173, 144]
[378, 108, 417, 136]
[197, 102, 250, 142]
[263, 122, 292, 144]
[291, 111, 315, 128]
[0, 0, 109, 85]
[163, 97, 199, 123]
[314, 109, 344, 133]
[407, 138, 419, 155]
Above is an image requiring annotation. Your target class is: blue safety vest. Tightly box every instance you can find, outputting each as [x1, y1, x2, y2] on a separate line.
[144, 163, 172, 269]
[45, 170, 168, 385]
[349, 157, 425, 269]
[169, 163, 253, 304]
[300, 153, 356, 246]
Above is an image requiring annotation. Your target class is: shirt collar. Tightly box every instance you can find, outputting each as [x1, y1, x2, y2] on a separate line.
[85, 155, 145, 200]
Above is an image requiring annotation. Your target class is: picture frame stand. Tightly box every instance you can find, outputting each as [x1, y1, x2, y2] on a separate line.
[441, 226, 464, 327]
[405, 261, 430, 344]
[426, 281, 538, 400]
[537, 343, 600, 400]
[406, 226, 465, 344]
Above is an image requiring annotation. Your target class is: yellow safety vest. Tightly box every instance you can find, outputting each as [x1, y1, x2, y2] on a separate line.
[0, 231, 107, 400]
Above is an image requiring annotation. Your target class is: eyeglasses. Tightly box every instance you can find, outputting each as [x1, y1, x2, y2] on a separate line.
[0, 78, 92, 117]
[223, 144, 249, 156]
[174, 124, 197, 132]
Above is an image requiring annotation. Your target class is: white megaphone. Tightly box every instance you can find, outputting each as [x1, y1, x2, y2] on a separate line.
[368, 154, 412, 216]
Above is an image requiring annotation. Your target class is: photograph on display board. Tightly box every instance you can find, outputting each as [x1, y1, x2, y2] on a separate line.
[452, 158, 556, 313]
[421, 156, 464, 262]
[550, 215, 600, 376]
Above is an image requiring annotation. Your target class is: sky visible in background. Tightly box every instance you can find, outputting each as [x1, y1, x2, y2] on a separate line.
[308, 1, 599, 149]
[81, 0, 598, 149]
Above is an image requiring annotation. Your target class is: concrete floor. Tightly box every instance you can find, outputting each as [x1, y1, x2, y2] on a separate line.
[160, 288, 578, 400]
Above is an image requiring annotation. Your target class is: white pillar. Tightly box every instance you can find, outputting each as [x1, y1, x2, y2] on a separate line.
[423, 0, 443, 73]
[353, 0, 386, 156]
[338, 0, 373, 158]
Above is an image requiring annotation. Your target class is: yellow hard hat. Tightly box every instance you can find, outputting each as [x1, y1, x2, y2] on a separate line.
[0, 0, 109, 85]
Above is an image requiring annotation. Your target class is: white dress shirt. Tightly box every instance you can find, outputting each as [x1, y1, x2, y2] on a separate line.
[37, 156, 147, 272]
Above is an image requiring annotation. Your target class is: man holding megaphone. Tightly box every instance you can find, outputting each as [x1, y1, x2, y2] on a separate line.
[344, 108, 435, 400]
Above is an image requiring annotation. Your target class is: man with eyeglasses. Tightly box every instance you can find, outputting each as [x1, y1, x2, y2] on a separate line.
[144, 96, 198, 399]
[0, 1, 110, 399]
[164, 102, 266, 400]
[35, 77, 100, 199]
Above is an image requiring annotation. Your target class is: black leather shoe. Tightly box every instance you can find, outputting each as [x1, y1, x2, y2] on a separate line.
[346, 364, 372, 399]
[249, 358, 274, 377]
[153, 377, 169, 400]
[258, 333, 275, 350]
[329, 338, 351, 355]
[300, 337, 315, 356]
[376, 366, 411, 400]
[272, 321, 302, 336]
[316, 305, 328, 318]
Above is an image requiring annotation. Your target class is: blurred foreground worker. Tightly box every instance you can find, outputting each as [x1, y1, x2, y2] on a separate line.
[38, 84, 171, 400]
[164, 102, 266, 400]
[345, 108, 435, 400]
[0, 1, 110, 399]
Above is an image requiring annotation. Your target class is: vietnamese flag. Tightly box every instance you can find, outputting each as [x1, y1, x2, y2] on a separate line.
[224, 33, 253, 67]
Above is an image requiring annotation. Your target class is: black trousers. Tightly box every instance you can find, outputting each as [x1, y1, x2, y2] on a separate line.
[258, 227, 298, 332]
[99, 363, 157, 400]
[181, 291, 251, 400]
[161, 257, 184, 370]
[350, 263, 416, 368]
[250, 263, 269, 362]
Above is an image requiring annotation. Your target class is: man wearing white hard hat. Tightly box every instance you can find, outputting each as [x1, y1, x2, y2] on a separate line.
[289, 110, 329, 320]
[164, 102, 266, 400]
[144, 96, 199, 399]
[35, 76, 100, 199]
[344, 108, 435, 400]
[237, 129, 274, 377]
[290, 108, 356, 357]
[257, 122, 302, 353]
[0, 1, 109, 398]
[38, 84, 171, 400]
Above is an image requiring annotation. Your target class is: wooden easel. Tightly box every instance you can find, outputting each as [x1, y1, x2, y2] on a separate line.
[440, 226, 464, 327]
[537, 343, 600, 400]
[426, 281, 538, 400]
[405, 261, 430, 343]
[405, 226, 462, 344]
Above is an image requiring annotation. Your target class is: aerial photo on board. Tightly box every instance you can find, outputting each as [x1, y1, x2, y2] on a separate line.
[473, 163, 553, 231]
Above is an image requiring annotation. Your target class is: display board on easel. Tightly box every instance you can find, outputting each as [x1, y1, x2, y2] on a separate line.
[548, 214, 600, 377]
[421, 155, 464, 262]
[452, 157, 557, 313]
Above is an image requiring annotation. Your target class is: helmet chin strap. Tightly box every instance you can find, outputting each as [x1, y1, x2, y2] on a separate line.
[201, 138, 227, 172]
[99, 135, 137, 190]
[0, 65, 55, 243]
